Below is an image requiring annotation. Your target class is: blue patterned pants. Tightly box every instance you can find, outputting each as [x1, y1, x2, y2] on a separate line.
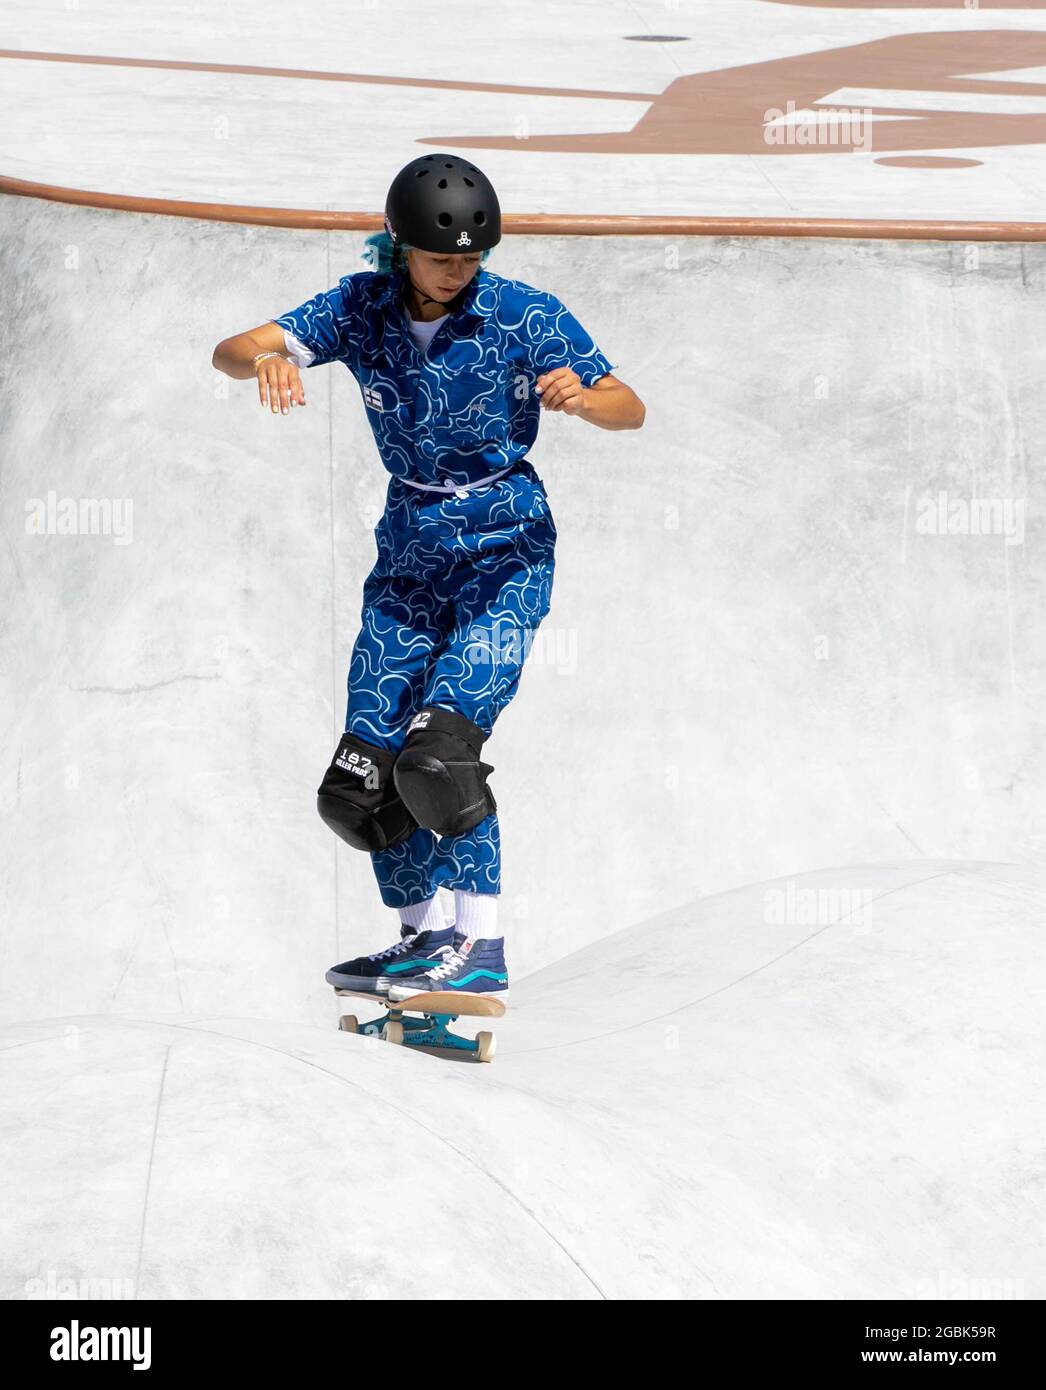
[343, 462, 557, 907]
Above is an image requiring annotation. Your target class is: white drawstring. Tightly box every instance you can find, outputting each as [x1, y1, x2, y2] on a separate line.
[400, 464, 513, 499]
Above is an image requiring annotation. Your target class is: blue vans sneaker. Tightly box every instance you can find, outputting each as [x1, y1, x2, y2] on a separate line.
[325, 926, 461, 995]
[389, 938, 509, 1003]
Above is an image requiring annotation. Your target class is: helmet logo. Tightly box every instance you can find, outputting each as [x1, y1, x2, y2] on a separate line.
[456, 232, 472, 247]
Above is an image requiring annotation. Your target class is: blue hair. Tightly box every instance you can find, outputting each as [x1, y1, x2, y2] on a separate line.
[361, 231, 408, 274]
[362, 231, 491, 275]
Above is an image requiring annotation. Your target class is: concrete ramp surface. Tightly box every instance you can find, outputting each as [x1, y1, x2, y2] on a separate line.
[2, 863, 1042, 1300]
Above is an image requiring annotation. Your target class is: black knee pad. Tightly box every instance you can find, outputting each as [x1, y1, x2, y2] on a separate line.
[317, 732, 417, 853]
[393, 706, 496, 837]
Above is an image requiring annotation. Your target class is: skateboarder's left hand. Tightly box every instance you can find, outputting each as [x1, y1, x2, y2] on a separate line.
[535, 367, 585, 415]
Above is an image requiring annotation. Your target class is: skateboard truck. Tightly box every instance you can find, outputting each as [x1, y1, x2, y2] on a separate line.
[334, 988, 506, 1063]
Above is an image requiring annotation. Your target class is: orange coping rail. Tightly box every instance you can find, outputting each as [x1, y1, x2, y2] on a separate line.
[3, 175, 1046, 242]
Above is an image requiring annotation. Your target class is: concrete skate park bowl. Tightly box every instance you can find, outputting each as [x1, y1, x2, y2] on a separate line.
[3, 863, 1044, 1299]
[2, 189, 1045, 1298]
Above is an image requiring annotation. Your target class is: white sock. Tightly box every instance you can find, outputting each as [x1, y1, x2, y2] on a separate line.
[453, 890, 500, 945]
[437, 886, 455, 930]
[398, 896, 447, 936]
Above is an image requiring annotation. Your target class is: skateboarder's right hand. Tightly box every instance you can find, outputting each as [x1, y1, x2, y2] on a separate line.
[210, 323, 307, 415]
[253, 352, 306, 416]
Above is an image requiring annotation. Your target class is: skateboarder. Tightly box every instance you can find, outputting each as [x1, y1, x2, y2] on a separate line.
[212, 154, 644, 1010]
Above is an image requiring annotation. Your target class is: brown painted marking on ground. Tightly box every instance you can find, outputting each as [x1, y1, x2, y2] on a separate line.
[769, 2, 1046, 9]
[8, 32, 1046, 160]
[426, 32, 1046, 155]
[0, 48, 652, 103]
[875, 157, 983, 168]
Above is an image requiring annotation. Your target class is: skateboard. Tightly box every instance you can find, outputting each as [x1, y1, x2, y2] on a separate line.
[333, 987, 506, 1062]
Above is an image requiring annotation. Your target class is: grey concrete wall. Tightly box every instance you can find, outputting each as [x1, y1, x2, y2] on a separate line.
[2, 194, 1044, 1022]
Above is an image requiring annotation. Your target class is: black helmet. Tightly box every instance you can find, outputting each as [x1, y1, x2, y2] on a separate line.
[384, 154, 501, 255]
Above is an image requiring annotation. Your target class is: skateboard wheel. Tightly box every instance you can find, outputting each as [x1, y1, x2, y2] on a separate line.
[383, 1021, 405, 1045]
[339, 1015, 359, 1033]
[476, 1031, 496, 1063]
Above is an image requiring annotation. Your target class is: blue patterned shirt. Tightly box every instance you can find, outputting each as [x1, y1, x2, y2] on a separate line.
[274, 267, 615, 487]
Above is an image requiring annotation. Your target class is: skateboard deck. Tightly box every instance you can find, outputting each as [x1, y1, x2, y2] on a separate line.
[333, 987, 506, 1062]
